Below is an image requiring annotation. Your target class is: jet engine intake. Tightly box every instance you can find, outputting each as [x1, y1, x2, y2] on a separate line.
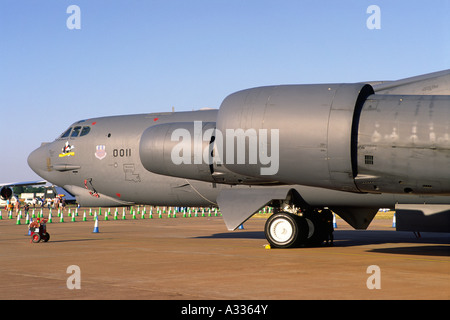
[0, 186, 13, 200]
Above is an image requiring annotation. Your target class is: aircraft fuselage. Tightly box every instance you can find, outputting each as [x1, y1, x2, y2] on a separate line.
[28, 110, 228, 207]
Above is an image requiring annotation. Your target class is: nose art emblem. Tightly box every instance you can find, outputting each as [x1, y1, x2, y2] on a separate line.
[59, 141, 75, 157]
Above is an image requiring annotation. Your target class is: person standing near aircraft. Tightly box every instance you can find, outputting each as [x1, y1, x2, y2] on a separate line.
[24, 202, 30, 215]
[321, 209, 334, 246]
[14, 200, 20, 216]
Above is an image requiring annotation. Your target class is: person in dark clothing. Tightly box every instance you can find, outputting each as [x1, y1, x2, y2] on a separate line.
[321, 209, 334, 246]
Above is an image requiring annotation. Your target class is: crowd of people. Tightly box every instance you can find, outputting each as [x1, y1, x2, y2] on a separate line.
[3, 196, 67, 214]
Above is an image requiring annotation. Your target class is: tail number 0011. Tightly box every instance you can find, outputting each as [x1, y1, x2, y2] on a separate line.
[113, 148, 132, 158]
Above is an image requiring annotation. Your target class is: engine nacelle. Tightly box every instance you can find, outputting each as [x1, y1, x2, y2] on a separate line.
[0, 186, 13, 200]
[140, 83, 450, 195]
[216, 83, 374, 192]
[139, 121, 283, 185]
[140, 122, 216, 183]
[216, 83, 450, 195]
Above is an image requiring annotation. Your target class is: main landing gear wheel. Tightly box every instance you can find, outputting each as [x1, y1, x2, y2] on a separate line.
[264, 212, 308, 248]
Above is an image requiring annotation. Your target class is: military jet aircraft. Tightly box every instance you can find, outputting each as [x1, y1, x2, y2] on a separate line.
[28, 69, 450, 248]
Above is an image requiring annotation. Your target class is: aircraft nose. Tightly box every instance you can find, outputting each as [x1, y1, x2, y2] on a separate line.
[28, 144, 48, 175]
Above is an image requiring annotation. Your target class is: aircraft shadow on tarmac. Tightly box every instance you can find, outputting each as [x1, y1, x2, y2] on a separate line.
[195, 229, 450, 257]
[40, 238, 106, 244]
[196, 230, 266, 240]
[335, 230, 450, 257]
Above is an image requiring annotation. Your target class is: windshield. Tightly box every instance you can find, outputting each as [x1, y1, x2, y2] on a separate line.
[59, 125, 91, 139]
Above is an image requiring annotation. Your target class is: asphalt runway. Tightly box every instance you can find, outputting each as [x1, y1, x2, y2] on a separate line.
[0, 209, 449, 301]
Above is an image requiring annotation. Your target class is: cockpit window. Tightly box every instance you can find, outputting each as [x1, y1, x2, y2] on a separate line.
[80, 126, 91, 136]
[59, 125, 91, 139]
[60, 128, 72, 138]
[71, 126, 82, 137]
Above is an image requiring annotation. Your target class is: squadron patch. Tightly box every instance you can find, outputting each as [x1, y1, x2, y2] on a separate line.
[95, 145, 107, 160]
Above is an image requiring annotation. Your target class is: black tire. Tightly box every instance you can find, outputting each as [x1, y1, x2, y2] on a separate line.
[264, 212, 308, 248]
[42, 233, 50, 242]
[303, 216, 325, 247]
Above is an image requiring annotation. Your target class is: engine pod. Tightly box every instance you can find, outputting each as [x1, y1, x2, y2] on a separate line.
[216, 83, 374, 192]
[140, 121, 216, 182]
[0, 186, 13, 200]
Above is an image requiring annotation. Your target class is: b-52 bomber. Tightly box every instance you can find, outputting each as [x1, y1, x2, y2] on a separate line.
[26, 69, 450, 248]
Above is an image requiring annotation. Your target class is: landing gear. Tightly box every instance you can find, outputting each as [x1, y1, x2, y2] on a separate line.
[264, 207, 333, 249]
[264, 212, 308, 248]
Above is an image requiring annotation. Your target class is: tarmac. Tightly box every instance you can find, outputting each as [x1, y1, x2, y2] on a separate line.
[0, 207, 449, 301]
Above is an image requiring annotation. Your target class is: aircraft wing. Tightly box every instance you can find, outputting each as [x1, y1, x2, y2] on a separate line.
[372, 69, 450, 95]
[0, 180, 47, 188]
[0, 180, 47, 200]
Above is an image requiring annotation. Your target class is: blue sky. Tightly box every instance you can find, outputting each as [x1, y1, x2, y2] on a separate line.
[1, 0, 449, 182]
